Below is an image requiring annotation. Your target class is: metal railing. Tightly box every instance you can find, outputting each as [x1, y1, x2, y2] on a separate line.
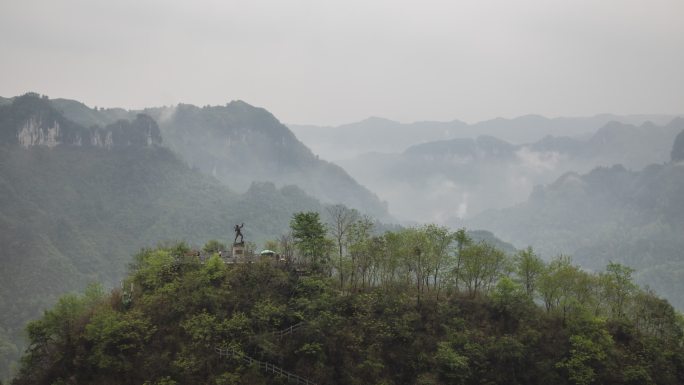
[270, 322, 306, 338]
[215, 346, 318, 385]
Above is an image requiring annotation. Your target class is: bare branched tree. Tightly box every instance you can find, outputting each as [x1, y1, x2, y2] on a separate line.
[326, 204, 359, 288]
[279, 232, 295, 264]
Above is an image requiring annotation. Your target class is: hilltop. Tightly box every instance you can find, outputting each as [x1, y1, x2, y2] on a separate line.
[10, 235, 684, 385]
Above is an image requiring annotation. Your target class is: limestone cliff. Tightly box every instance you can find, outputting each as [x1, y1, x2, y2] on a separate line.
[0, 93, 161, 149]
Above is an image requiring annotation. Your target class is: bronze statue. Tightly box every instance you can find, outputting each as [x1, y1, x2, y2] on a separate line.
[234, 223, 244, 244]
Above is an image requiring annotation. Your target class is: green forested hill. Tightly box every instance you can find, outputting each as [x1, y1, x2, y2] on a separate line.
[468, 130, 684, 310]
[0, 143, 325, 378]
[145, 102, 391, 221]
[46, 97, 391, 221]
[0, 95, 330, 380]
[10, 241, 684, 385]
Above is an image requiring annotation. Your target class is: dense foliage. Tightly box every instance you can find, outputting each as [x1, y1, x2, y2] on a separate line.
[11, 222, 684, 385]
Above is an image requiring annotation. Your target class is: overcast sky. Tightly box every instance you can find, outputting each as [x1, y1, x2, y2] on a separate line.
[1, 0, 682, 125]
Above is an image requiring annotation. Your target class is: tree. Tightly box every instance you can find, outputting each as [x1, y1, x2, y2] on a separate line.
[244, 241, 257, 256]
[326, 204, 359, 287]
[631, 290, 682, 340]
[556, 318, 613, 385]
[452, 228, 472, 291]
[602, 262, 636, 319]
[401, 227, 431, 293]
[17, 286, 105, 383]
[263, 239, 280, 253]
[202, 239, 226, 254]
[435, 341, 471, 384]
[290, 212, 330, 271]
[378, 231, 406, 288]
[458, 242, 506, 297]
[346, 216, 375, 289]
[538, 255, 571, 313]
[538, 256, 596, 321]
[423, 224, 454, 295]
[278, 232, 295, 262]
[85, 309, 156, 376]
[514, 247, 545, 298]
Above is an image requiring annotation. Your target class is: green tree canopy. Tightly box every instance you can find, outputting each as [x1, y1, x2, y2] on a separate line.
[290, 212, 330, 271]
[202, 239, 226, 254]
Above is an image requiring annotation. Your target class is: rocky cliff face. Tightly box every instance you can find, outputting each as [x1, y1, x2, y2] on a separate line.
[17, 116, 61, 147]
[0, 93, 161, 149]
[94, 114, 162, 149]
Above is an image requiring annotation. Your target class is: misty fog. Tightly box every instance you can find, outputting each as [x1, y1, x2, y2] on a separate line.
[290, 115, 682, 222]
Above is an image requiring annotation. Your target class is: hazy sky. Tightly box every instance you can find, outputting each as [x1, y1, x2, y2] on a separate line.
[1, 0, 682, 125]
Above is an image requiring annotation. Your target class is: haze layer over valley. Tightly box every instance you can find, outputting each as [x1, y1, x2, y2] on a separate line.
[289, 114, 681, 162]
[291, 115, 683, 222]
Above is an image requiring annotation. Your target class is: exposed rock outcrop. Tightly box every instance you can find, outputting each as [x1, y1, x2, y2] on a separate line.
[1, 93, 161, 149]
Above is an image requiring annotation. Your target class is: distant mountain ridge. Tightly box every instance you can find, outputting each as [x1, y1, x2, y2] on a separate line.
[405, 118, 684, 168]
[467, 129, 684, 310]
[404, 135, 517, 161]
[289, 113, 682, 161]
[337, 118, 684, 222]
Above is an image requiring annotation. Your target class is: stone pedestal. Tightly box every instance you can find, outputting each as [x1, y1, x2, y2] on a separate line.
[232, 242, 245, 262]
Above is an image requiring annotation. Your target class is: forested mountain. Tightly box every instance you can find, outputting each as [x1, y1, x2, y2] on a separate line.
[468, 129, 684, 310]
[0, 94, 330, 380]
[337, 119, 684, 222]
[46, 97, 390, 221]
[11, 241, 684, 385]
[289, 113, 680, 161]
